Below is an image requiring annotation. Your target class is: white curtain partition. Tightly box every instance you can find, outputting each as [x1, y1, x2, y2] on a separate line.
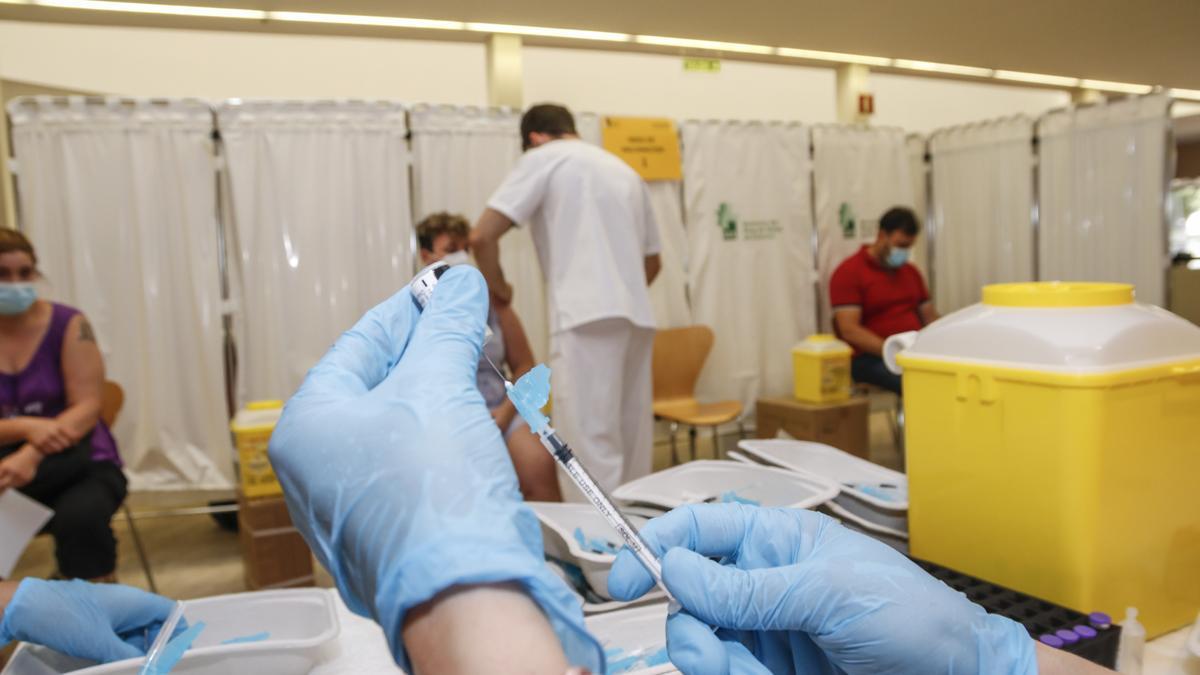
[929, 116, 1036, 313]
[8, 98, 233, 490]
[906, 134, 930, 277]
[1038, 95, 1171, 306]
[812, 126, 915, 331]
[682, 120, 816, 414]
[409, 105, 551, 361]
[219, 101, 414, 403]
[575, 114, 693, 329]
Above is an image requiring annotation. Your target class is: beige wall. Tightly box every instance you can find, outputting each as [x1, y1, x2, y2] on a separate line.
[0, 20, 488, 103]
[523, 46, 838, 122]
[871, 72, 1070, 134]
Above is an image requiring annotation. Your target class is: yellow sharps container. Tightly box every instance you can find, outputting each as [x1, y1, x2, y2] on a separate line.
[897, 282, 1200, 637]
[231, 400, 285, 499]
[792, 334, 852, 403]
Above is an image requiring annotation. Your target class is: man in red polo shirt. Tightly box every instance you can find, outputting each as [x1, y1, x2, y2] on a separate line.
[830, 207, 938, 395]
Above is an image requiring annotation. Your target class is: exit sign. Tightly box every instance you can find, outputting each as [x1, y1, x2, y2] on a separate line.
[683, 57, 721, 73]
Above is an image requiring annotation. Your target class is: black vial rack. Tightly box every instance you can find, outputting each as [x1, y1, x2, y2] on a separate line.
[912, 558, 1121, 668]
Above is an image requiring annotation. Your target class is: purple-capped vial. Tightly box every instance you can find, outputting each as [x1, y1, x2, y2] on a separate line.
[1055, 629, 1080, 645]
[1073, 625, 1098, 640]
[1088, 612, 1112, 629]
[1039, 634, 1064, 648]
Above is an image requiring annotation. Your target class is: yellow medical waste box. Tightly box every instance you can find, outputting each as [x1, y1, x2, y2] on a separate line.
[231, 400, 284, 499]
[792, 334, 852, 403]
[897, 282, 1200, 637]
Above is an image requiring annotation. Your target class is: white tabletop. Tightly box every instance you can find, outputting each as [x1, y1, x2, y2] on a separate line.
[308, 589, 1196, 674]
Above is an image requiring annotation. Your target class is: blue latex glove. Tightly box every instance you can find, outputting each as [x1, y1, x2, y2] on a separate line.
[607, 504, 1036, 675]
[268, 267, 601, 673]
[0, 578, 181, 663]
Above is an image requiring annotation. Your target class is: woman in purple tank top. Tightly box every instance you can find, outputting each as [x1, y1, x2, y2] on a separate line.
[0, 230, 126, 581]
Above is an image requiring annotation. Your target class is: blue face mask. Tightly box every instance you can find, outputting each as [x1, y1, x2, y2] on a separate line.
[886, 247, 911, 269]
[0, 283, 37, 315]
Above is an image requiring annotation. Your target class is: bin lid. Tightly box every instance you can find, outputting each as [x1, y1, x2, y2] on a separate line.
[793, 334, 851, 354]
[232, 404, 283, 431]
[900, 282, 1200, 373]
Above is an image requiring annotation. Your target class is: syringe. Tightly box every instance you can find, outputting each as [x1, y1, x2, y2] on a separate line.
[409, 262, 676, 604]
[509, 380, 676, 604]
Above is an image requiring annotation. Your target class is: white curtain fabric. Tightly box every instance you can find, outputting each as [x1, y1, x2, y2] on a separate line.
[219, 101, 414, 403]
[575, 114, 692, 329]
[929, 116, 1036, 313]
[409, 104, 550, 361]
[1037, 94, 1171, 306]
[812, 126, 915, 330]
[906, 134, 930, 277]
[682, 120, 816, 414]
[9, 98, 233, 490]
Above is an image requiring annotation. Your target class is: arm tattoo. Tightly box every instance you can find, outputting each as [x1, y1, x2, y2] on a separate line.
[78, 319, 97, 343]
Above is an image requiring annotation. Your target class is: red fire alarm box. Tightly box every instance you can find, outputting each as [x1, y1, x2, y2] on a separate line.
[858, 93, 875, 115]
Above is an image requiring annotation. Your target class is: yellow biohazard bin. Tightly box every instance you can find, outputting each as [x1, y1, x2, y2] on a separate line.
[231, 400, 285, 499]
[792, 334, 852, 403]
[896, 282, 1200, 637]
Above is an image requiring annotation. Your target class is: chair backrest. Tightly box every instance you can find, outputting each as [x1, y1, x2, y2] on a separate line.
[652, 325, 715, 403]
[101, 380, 125, 428]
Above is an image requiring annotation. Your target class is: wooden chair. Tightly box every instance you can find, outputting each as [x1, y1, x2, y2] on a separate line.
[652, 326, 744, 465]
[101, 381, 157, 593]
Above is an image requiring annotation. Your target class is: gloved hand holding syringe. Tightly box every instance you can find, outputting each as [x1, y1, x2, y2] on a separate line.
[411, 261, 677, 607]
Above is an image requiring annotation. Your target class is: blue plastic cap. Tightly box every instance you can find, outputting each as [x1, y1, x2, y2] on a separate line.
[1038, 634, 1064, 648]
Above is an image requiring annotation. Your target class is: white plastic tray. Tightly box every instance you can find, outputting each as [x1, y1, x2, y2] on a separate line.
[822, 502, 910, 556]
[585, 603, 678, 675]
[3, 589, 339, 675]
[738, 439, 908, 532]
[531, 502, 649, 600]
[611, 460, 838, 511]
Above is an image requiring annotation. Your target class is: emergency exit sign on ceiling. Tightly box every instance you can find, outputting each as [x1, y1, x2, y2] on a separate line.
[683, 57, 721, 73]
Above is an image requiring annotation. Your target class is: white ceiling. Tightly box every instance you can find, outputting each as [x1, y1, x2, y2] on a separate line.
[2, 0, 1198, 89]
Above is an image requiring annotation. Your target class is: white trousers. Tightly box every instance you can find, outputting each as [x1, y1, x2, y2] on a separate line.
[549, 317, 655, 497]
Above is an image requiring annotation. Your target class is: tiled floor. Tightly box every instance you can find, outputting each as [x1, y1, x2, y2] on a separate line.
[8, 413, 903, 602]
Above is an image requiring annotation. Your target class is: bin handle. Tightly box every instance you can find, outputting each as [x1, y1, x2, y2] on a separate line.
[883, 331, 919, 375]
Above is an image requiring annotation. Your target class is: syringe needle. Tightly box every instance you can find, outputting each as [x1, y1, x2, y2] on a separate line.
[484, 352, 508, 384]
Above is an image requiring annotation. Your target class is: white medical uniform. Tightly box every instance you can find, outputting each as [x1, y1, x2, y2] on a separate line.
[488, 139, 660, 493]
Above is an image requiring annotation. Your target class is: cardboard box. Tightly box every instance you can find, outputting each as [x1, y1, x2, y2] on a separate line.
[755, 396, 869, 459]
[237, 492, 314, 591]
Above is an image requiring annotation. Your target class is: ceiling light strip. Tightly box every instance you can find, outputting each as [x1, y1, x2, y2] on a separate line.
[993, 70, 1081, 87]
[32, 0, 264, 19]
[269, 11, 463, 30]
[894, 59, 993, 78]
[777, 47, 891, 67]
[1079, 79, 1154, 95]
[634, 34, 773, 55]
[465, 22, 630, 41]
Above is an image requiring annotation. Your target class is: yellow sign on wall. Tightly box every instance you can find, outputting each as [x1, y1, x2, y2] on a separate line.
[601, 117, 683, 181]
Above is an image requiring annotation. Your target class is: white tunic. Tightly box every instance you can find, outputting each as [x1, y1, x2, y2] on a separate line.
[488, 139, 660, 334]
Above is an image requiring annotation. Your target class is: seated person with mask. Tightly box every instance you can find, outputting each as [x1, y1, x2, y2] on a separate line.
[0, 230, 127, 582]
[417, 212, 561, 502]
[830, 206, 938, 395]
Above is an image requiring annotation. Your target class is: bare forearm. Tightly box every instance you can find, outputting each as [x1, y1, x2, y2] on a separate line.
[472, 237, 507, 295]
[57, 399, 102, 439]
[0, 580, 16, 619]
[0, 418, 29, 445]
[644, 255, 661, 285]
[1036, 641, 1114, 674]
[402, 582, 568, 675]
[843, 326, 885, 356]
